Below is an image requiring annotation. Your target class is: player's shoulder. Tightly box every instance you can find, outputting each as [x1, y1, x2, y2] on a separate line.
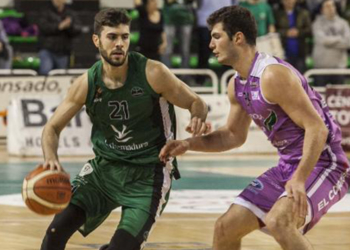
[73, 72, 88, 86]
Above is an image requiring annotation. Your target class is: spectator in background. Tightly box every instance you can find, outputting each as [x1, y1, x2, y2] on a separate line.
[38, 0, 81, 75]
[274, 0, 311, 73]
[134, 0, 166, 61]
[312, 0, 350, 86]
[0, 20, 13, 69]
[196, 0, 235, 85]
[307, 0, 346, 19]
[240, 0, 276, 37]
[162, 0, 194, 69]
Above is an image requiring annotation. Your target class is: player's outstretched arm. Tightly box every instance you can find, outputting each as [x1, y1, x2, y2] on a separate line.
[146, 60, 209, 136]
[42, 73, 88, 171]
[261, 65, 329, 218]
[159, 79, 252, 161]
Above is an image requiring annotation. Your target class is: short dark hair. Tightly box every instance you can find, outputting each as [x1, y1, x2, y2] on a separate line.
[94, 8, 131, 36]
[207, 6, 257, 46]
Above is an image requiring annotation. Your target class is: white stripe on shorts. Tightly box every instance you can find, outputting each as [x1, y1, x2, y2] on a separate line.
[140, 162, 172, 249]
[307, 145, 337, 197]
[233, 197, 267, 222]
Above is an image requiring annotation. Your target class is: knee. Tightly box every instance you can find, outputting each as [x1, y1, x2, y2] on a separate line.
[214, 215, 241, 241]
[265, 212, 292, 237]
[107, 229, 141, 250]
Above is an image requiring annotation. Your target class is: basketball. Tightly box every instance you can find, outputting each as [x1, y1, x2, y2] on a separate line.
[22, 165, 71, 215]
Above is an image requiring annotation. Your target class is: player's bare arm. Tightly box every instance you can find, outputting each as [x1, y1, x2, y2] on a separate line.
[42, 73, 88, 171]
[261, 65, 329, 217]
[159, 78, 252, 162]
[146, 59, 209, 136]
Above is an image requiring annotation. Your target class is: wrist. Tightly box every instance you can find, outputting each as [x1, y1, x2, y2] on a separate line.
[292, 171, 307, 183]
[184, 138, 192, 150]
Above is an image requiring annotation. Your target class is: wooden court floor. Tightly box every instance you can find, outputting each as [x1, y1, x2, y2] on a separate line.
[0, 150, 350, 250]
[1, 205, 350, 250]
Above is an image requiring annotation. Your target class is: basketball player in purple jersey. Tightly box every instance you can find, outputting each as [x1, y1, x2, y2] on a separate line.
[159, 5, 350, 250]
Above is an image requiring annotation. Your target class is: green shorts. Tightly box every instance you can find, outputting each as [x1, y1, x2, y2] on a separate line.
[70, 156, 172, 242]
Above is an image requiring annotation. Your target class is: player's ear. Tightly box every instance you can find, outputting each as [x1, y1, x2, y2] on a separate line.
[92, 34, 100, 48]
[234, 32, 244, 45]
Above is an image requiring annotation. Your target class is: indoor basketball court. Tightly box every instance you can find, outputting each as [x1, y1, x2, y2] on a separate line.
[1, 147, 350, 250]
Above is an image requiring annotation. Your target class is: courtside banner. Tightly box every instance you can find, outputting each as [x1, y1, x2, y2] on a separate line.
[326, 86, 350, 151]
[7, 96, 93, 156]
[175, 95, 275, 153]
[0, 75, 77, 137]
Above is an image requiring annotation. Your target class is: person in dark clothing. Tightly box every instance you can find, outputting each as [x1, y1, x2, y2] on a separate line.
[0, 20, 12, 69]
[274, 0, 312, 73]
[38, 0, 81, 75]
[134, 0, 166, 61]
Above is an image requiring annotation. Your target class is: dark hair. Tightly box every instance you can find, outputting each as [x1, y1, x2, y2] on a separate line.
[94, 8, 131, 36]
[207, 6, 257, 46]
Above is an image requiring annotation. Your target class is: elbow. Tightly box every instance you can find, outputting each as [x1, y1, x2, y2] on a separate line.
[319, 124, 329, 144]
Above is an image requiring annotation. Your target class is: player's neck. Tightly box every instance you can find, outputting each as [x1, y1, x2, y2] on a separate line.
[232, 47, 257, 80]
[102, 56, 129, 83]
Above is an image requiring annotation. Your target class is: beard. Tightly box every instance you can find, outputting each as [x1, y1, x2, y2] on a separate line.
[99, 41, 127, 67]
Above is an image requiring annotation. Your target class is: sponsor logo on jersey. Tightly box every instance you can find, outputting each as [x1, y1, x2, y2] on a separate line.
[252, 91, 260, 101]
[111, 124, 133, 142]
[264, 110, 277, 131]
[79, 163, 93, 177]
[93, 86, 103, 103]
[131, 87, 144, 97]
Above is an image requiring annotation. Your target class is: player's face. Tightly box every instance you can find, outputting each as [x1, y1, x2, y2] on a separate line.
[94, 24, 130, 67]
[209, 23, 237, 66]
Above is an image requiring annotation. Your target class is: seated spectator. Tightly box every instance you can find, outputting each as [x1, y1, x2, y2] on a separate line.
[38, 0, 81, 75]
[240, 0, 276, 37]
[274, 0, 311, 73]
[0, 20, 13, 69]
[312, 0, 350, 86]
[134, 0, 166, 61]
[162, 0, 194, 69]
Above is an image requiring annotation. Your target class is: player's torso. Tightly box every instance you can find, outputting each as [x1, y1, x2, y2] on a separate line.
[234, 52, 342, 163]
[85, 52, 176, 165]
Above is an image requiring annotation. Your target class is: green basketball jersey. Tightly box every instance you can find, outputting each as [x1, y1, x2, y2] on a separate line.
[85, 52, 177, 166]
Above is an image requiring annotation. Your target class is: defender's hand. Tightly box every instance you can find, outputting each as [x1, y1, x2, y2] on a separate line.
[159, 140, 190, 163]
[185, 117, 211, 137]
[285, 178, 308, 218]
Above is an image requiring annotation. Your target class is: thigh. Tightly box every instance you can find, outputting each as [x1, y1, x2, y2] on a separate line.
[118, 163, 172, 217]
[117, 163, 172, 242]
[218, 204, 261, 237]
[303, 156, 350, 233]
[70, 159, 119, 236]
[234, 166, 287, 225]
[53, 54, 69, 69]
[38, 49, 53, 75]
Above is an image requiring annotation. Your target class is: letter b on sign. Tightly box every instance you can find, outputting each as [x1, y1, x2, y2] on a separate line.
[21, 99, 47, 127]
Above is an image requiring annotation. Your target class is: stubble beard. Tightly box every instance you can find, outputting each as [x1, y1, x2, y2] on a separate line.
[99, 43, 127, 67]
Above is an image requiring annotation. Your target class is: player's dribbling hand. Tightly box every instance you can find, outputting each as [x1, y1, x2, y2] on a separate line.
[285, 178, 308, 218]
[159, 140, 190, 163]
[42, 159, 65, 172]
[185, 117, 211, 137]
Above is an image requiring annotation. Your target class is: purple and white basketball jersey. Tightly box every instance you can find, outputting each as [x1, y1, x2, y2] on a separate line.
[233, 52, 350, 234]
[234, 52, 344, 164]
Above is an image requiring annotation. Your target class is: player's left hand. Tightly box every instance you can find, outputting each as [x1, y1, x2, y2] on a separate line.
[185, 117, 211, 137]
[285, 177, 308, 218]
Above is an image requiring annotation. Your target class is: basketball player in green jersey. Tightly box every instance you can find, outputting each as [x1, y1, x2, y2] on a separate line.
[39, 8, 209, 250]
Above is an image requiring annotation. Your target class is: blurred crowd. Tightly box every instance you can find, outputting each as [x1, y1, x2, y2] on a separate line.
[1, 0, 350, 86]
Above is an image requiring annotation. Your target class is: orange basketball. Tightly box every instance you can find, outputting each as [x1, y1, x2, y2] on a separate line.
[22, 165, 71, 215]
